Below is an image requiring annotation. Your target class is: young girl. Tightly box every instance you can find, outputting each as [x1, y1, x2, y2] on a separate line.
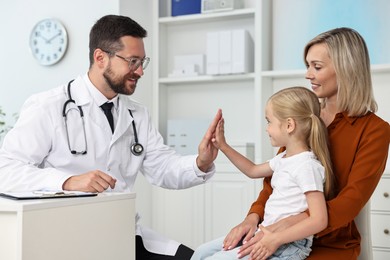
[192, 87, 335, 260]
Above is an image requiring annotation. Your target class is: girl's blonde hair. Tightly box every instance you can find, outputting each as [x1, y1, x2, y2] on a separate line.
[304, 27, 377, 117]
[269, 87, 335, 199]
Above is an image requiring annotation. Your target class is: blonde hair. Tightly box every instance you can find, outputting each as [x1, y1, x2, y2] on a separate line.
[304, 27, 377, 117]
[269, 87, 335, 199]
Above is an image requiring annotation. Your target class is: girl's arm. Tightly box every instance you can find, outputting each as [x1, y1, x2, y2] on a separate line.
[212, 118, 273, 178]
[250, 191, 327, 260]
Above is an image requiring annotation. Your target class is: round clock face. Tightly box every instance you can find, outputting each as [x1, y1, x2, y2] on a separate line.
[29, 19, 68, 66]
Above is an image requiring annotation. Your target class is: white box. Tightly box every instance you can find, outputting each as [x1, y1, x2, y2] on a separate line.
[219, 30, 232, 74]
[206, 32, 220, 75]
[232, 29, 254, 74]
[169, 54, 205, 77]
[201, 0, 243, 13]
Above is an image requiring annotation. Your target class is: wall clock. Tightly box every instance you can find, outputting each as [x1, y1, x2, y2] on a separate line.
[29, 18, 68, 66]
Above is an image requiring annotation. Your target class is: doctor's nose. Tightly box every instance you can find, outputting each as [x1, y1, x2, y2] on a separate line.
[134, 65, 144, 77]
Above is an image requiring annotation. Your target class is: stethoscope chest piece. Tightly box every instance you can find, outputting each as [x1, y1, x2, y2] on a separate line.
[128, 109, 143, 156]
[131, 143, 144, 156]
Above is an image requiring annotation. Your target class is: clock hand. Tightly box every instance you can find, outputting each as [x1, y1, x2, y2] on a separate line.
[47, 32, 62, 43]
[38, 34, 50, 43]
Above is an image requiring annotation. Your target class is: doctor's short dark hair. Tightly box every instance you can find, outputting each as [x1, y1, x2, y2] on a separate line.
[88, 15, 147, 66]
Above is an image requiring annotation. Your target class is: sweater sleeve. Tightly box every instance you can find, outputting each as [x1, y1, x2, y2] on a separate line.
[317, 115, 390, 237]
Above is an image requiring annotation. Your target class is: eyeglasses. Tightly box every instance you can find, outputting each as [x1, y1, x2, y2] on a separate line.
[102, 49, 150, 71]
[115, 54, 150, 71]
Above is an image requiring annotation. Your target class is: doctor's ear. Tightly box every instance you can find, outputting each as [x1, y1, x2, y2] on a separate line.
[93, 49, 109, 68]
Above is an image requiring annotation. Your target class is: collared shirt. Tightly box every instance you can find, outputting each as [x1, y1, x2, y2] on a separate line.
[83, 74, 119, 131]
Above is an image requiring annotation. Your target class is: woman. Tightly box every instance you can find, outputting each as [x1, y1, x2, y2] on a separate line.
[222, 27, 390, 260]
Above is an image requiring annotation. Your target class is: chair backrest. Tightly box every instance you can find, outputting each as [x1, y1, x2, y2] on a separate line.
[355, 201, 373, 260]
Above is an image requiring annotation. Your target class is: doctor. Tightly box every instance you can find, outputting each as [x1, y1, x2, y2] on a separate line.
[0, 15, 221, 260]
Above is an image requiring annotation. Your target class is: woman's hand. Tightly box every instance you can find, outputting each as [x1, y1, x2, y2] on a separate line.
[223, 213, 259, 254]
[266, 212, 309, 232]
[249, 225, 280, 260]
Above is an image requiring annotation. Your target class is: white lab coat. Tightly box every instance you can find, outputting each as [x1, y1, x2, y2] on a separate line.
[0, 74, 214, 255]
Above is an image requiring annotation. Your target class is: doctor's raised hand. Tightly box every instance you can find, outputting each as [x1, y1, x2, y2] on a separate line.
[196, 109, 222, 173]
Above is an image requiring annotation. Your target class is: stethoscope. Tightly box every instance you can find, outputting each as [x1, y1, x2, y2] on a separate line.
[62, 80, 144, 156]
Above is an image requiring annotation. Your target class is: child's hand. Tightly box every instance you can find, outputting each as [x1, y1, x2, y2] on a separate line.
[211, 118, 227, 149]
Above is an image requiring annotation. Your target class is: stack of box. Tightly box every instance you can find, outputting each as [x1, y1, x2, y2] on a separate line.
[206, 29, 254, 75]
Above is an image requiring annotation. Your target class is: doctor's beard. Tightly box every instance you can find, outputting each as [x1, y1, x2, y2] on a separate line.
[103, 65, 139, 96]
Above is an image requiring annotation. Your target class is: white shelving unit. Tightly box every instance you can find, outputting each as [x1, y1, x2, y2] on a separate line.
[371, 172, 390, 258]
[151, 0, 271, 248]
[151, 0, 390, 254]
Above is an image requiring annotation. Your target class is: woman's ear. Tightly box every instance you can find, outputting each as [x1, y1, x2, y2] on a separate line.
[286, 118, 296, 134]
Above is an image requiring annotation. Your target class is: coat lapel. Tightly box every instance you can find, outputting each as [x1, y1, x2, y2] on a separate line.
[112, 95, 134, 144]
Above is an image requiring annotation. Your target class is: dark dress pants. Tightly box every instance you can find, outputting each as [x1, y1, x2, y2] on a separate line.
[136, 235, 194, 260]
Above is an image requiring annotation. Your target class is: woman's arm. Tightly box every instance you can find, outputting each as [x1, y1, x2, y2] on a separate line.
[317, 116, 390, 237]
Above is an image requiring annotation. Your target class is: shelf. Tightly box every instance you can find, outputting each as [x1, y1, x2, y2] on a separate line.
[159, 73, 255, 85]
[371, 63, 390, 73]
[159, 8, 255, 25]
[262, 69, 305, 79]
[261, 63, 390, 79]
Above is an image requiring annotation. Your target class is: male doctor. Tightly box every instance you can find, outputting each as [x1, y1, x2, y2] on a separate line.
[0, 15, 221, 260]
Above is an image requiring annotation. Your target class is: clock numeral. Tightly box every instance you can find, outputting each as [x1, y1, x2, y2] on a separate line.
[45, 20, 52, 29]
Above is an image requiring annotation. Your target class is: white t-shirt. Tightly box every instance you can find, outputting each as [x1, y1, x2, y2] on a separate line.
[261, 151, 325, 226]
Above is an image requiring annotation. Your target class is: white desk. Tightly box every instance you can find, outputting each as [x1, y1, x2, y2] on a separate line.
[0, 192, 136, 260]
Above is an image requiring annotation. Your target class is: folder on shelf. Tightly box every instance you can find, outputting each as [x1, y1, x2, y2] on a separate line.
[206, 31, 220, 75]
[232, 29, 254, 74]
[171, 0, 201, 16]
[219, 30, 232, 74]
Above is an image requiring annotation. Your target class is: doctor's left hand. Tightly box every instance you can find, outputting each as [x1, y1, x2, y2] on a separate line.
[62, 170, 117, 192]
[196, 109, 222, 172]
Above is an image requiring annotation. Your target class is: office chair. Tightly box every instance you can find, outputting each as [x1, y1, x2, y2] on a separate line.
[355, 201, 373, 260]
